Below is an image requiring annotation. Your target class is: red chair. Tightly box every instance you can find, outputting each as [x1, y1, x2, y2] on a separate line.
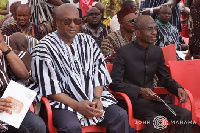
[106, 63, 113, 74]
[169, 60, 200, 125]
[41, 97, 106, 133]
[161, 44, 177, 67]
[182, 37, 189, 45]
[30, 104, 35, 112]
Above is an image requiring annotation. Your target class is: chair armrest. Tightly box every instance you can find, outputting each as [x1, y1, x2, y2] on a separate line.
[109, 90, 133, 122]
[181, 89, 197, 122]
[154, 87, 197, 122]
[41, 97, 56, 133]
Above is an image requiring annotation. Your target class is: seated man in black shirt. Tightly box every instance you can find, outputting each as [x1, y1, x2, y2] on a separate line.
[110, 15, 192, 133]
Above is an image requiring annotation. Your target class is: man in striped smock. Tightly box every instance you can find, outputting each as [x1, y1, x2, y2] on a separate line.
[30, 3, 129, 133]
[0, 32, 46, 133]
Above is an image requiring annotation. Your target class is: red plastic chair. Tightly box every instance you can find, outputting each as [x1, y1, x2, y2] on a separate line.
[106, 63, 113, 74]
[30, 104, 35, 112]
[41, 97, 106, 133]
[182, 37, 189, 45]
[161, 44, 177, 67]
[169, 60, 200, 125]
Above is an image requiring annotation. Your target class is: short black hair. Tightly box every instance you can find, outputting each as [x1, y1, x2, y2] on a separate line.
[122, 0, 135, 9]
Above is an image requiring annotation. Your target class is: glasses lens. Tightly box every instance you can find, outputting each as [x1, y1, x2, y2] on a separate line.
[73, 18, 82, 25]
[63, 18, 72, 25]
[62, 18, 82, 25]
[128, 18, 135, 23]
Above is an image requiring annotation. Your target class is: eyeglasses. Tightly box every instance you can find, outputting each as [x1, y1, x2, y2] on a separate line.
[59, 18, 82, 25]
[123, 18, 135, 23]
[127, 18, 135, 23]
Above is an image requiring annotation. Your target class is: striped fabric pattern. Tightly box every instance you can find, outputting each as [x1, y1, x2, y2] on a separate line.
[26, 36, 39, 54]
[28, 0, 53, 25]
[155, 21, 185, 51]
[82, 24, 110, 47]
[101, 30, 135, 58]
[30, 32, 117, 126]
[1, 23, 45, 40]
[140, 0, 182, 31]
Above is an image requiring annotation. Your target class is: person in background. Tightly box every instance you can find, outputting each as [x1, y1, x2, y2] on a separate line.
[101, 6, 137, 62]
[40, 6, 58, 34]
[110, 0, 138, 32]
[95, 2, 110, 29]
[1, 4, 45, 40]
[28, 0, 63, 25]
[185, 0, 200, 59]
[0, 1, 21, 29]
[110, 15, 191, 133]
[155, 6, 188, 53]
[140, 0, 182, 32]
[82, 7, 109, 47]
[30, 4, 129, 133]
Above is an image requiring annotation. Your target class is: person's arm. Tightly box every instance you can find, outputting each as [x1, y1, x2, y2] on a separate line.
[110, 50, 141, 99]
[0, 33, 29, 79]
[141, 0, 180, 15]
[0, 2, 9, 16]
[47, 0, 63, 6]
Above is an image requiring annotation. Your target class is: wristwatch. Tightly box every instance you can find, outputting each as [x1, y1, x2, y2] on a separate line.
[93, 96, 102, 101]
[3, 45, 12, 56]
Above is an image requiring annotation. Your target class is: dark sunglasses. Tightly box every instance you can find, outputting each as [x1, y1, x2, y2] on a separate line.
[127, 18, 135, 23]
[59, 18, 82, 25]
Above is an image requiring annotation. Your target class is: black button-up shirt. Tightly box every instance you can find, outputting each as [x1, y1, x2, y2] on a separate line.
[110, 41, 182, 99]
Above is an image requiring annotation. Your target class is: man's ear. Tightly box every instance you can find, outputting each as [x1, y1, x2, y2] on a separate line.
[134, 30, 140, 37]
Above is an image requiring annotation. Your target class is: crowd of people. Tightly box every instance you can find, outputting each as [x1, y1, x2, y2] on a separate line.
[0, 0, 198, 133]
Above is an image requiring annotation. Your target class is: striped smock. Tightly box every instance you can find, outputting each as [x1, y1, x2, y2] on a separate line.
[30, 32, 117, 126]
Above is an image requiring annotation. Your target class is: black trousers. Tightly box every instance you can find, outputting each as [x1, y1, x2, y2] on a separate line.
[131, 98, 192, 133]
[41, 104, 129, 133]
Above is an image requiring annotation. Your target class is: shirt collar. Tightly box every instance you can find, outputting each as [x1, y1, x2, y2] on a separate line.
[156, 20, 171, 26]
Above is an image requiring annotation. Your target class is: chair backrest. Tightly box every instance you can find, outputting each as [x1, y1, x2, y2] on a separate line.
[169, 60, 200, 108]
[106, 63, 113, 74]
[161, 44, 177, 66]
[182, 37, 189, 45]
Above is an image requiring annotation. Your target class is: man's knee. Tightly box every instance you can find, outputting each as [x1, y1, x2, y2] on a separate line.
[179, 108, 192, 121]
[57, 121, 81, 133]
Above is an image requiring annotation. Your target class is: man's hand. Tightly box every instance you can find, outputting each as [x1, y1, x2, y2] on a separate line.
[140, 88, 157, 100]
[92, 98, 103, 118]
[185, 52, 192, 60]
[0, 98, 12, 113]
[140, 8, 151, 15]
[177, 88, 187, 103]
[0, 31, 8, 52]
[76, 100, 102, 119]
